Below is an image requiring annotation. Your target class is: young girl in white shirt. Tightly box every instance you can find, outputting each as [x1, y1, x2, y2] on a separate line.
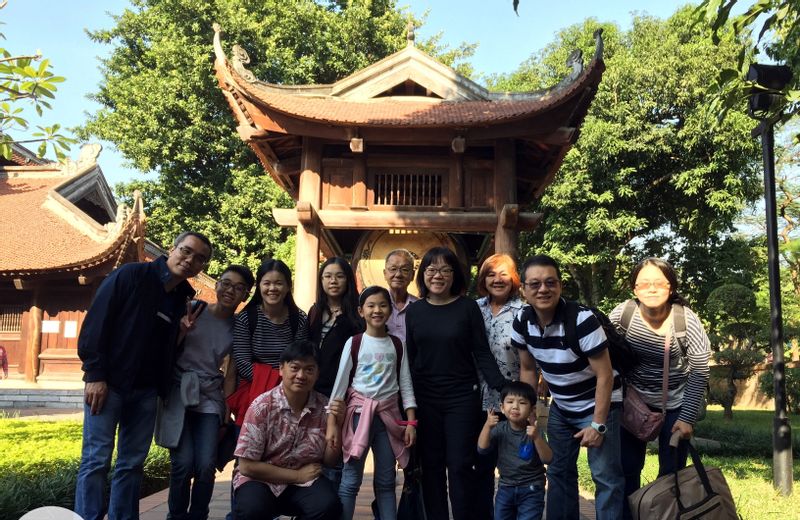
[326, 285, 417, 520]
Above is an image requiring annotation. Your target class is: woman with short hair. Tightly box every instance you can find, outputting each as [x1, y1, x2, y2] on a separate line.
[405, 247, 508, 520]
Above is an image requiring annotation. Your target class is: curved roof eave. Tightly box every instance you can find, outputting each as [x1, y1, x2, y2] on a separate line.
[212, 25, 605, 130]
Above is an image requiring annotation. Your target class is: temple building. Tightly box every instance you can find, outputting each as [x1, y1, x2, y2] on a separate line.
[0, 144, 219, 382]
[213, 25, 605, 309]
[0, 144, 146, 381]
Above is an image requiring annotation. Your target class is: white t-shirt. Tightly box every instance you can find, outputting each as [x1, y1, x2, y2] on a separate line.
[329, 333, 416, 411]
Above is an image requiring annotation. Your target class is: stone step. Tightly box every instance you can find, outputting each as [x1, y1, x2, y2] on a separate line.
[0, 388, 84, 409]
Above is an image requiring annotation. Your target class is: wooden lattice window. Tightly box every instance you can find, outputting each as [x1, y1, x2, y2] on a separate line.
[373, 168, 445, 207]
[0, 305, 23, 333]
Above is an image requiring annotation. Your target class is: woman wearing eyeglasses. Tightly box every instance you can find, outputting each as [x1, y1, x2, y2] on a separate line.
[405, 247, 508, 520]
[308, 257, 363, 401]
[609, 257, 710, 520]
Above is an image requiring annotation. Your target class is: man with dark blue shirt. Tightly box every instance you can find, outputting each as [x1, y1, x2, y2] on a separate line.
[75, 231, 212, 520]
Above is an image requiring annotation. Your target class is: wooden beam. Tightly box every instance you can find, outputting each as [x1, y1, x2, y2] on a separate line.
[273, 207, 542, 232]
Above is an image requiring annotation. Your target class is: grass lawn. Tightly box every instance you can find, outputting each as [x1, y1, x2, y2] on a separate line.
[0, 418, 170, 519]
[578, 406, 800, 519]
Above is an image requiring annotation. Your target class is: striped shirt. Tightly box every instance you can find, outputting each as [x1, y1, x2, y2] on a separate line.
[232, 307, 309, 380]
[609, 302, 710, 424]
[511, 299, 623, 415]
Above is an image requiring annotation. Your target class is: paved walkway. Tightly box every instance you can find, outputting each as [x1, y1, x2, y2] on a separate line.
[2, 403, 597, 519]
[139, 455, 597, 520]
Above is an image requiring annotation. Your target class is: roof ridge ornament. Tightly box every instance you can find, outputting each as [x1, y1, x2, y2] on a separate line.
[231, 44, 257, 83]
[406, 20, 415, 47]
[593, 28, 604, 61]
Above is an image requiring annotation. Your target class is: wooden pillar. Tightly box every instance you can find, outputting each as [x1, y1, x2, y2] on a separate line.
[494, 139, 518, 256]
[295, 137, 322, 312]
[25, 289, 42, 382]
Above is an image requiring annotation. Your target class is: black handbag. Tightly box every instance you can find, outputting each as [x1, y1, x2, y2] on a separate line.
[397, 448, 427, 520]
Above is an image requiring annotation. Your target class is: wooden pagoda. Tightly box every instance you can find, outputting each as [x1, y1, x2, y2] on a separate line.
[213, 25, 605, 309]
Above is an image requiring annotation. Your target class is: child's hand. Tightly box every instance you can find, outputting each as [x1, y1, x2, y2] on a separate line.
[328, 398, 346, 426]
[485, 409, 500, 429]
[404, 425, 416, 448]
[326, 425, 340, 451]
[527, 415, 539, 440]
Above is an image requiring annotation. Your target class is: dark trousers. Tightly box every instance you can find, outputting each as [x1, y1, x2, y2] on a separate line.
[620, 407, 690, 520]
[416, 391, 483, 520]
[234, 477, 341, 520]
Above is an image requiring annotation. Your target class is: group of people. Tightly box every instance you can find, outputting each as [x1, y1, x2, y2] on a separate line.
[73, 230, 710, 520]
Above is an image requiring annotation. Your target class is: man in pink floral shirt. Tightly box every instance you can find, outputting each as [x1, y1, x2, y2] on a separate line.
[233, 340, 343, 519]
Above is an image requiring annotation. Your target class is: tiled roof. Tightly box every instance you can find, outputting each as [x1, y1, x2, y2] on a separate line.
[0, 171, 143, 275]
[229, 61, 603, 128]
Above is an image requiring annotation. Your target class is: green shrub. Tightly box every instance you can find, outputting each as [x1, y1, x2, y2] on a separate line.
[0, 419, 170, 519]
[759, 367, 800, 414]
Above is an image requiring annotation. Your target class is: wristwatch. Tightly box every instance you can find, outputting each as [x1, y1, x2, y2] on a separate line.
[590, 421, 607, 435]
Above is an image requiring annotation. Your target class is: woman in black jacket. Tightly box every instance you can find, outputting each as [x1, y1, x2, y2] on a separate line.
[308, 257, 363, 398]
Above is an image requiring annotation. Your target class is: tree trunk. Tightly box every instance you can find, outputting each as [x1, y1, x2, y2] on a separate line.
[723, 369, 737, 420]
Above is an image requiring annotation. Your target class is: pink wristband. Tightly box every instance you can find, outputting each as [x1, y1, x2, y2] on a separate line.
[396, 420, 418, 427]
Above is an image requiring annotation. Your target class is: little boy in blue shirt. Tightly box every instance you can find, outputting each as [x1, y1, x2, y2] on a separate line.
[478, 381, 553, 520]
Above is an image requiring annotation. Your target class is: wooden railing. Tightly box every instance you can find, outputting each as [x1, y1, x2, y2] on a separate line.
[373, 168, 444, 207]
[0, 305, 23, 333]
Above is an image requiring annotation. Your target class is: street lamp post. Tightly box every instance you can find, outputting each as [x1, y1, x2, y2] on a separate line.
[747, 62, 793, 496]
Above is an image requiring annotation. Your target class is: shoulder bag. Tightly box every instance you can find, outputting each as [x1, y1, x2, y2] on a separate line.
[622, 329, 671, 442]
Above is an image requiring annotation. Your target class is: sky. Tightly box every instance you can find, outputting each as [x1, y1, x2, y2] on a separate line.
[2, 0, 691, 187]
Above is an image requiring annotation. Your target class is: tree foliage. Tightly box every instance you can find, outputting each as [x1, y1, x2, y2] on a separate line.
[705, 283, 764, 419]
[489, 7, 762, 308]
[0, 0, 75, 159]
[697, 0, 800, 141]
[82, 0, 469, 275]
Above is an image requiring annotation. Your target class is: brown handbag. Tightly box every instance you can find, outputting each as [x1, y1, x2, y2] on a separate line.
[628, 432, 739, 519]
[622, 330, 671, 441]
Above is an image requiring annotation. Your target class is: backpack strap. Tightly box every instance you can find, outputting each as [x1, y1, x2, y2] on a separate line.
[389, 334, 403, 379]
[348, 333, 364, 388]
[671, 303, 688, 357]
[619, 299, 638, 335]
[563, 300, 582, 358]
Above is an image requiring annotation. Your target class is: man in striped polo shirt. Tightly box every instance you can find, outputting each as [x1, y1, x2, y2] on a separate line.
[511, 255, 624, 520]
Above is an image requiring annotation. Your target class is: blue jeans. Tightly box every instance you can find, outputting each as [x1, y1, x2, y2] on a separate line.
[168, 411, 221, 520]
[74, 387, 158, 520]
[545, 404, 624, 520]
[339, 414, 398, 520]
[621, 407, 689, 520]
[494, 482, 545, 520]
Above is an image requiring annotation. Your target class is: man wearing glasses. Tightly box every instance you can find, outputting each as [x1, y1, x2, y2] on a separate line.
[511, 254, 624, 520]
[75, 231, 213, 520]
[382, 248, 417, 342]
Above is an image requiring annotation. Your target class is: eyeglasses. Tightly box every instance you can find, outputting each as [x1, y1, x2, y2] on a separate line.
[635, 280, 670, 290]
[424, 266, 455, 276]
[522, 279, 559, 291]
[322, 273, 347, 281]
[218, 279, 249, 294]
[385, 266, 413, 276]
[176, 245, 208, 266]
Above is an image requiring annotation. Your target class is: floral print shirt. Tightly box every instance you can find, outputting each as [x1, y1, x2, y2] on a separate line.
[477, 296, 525, 410]
[232, 384, 328, 496]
